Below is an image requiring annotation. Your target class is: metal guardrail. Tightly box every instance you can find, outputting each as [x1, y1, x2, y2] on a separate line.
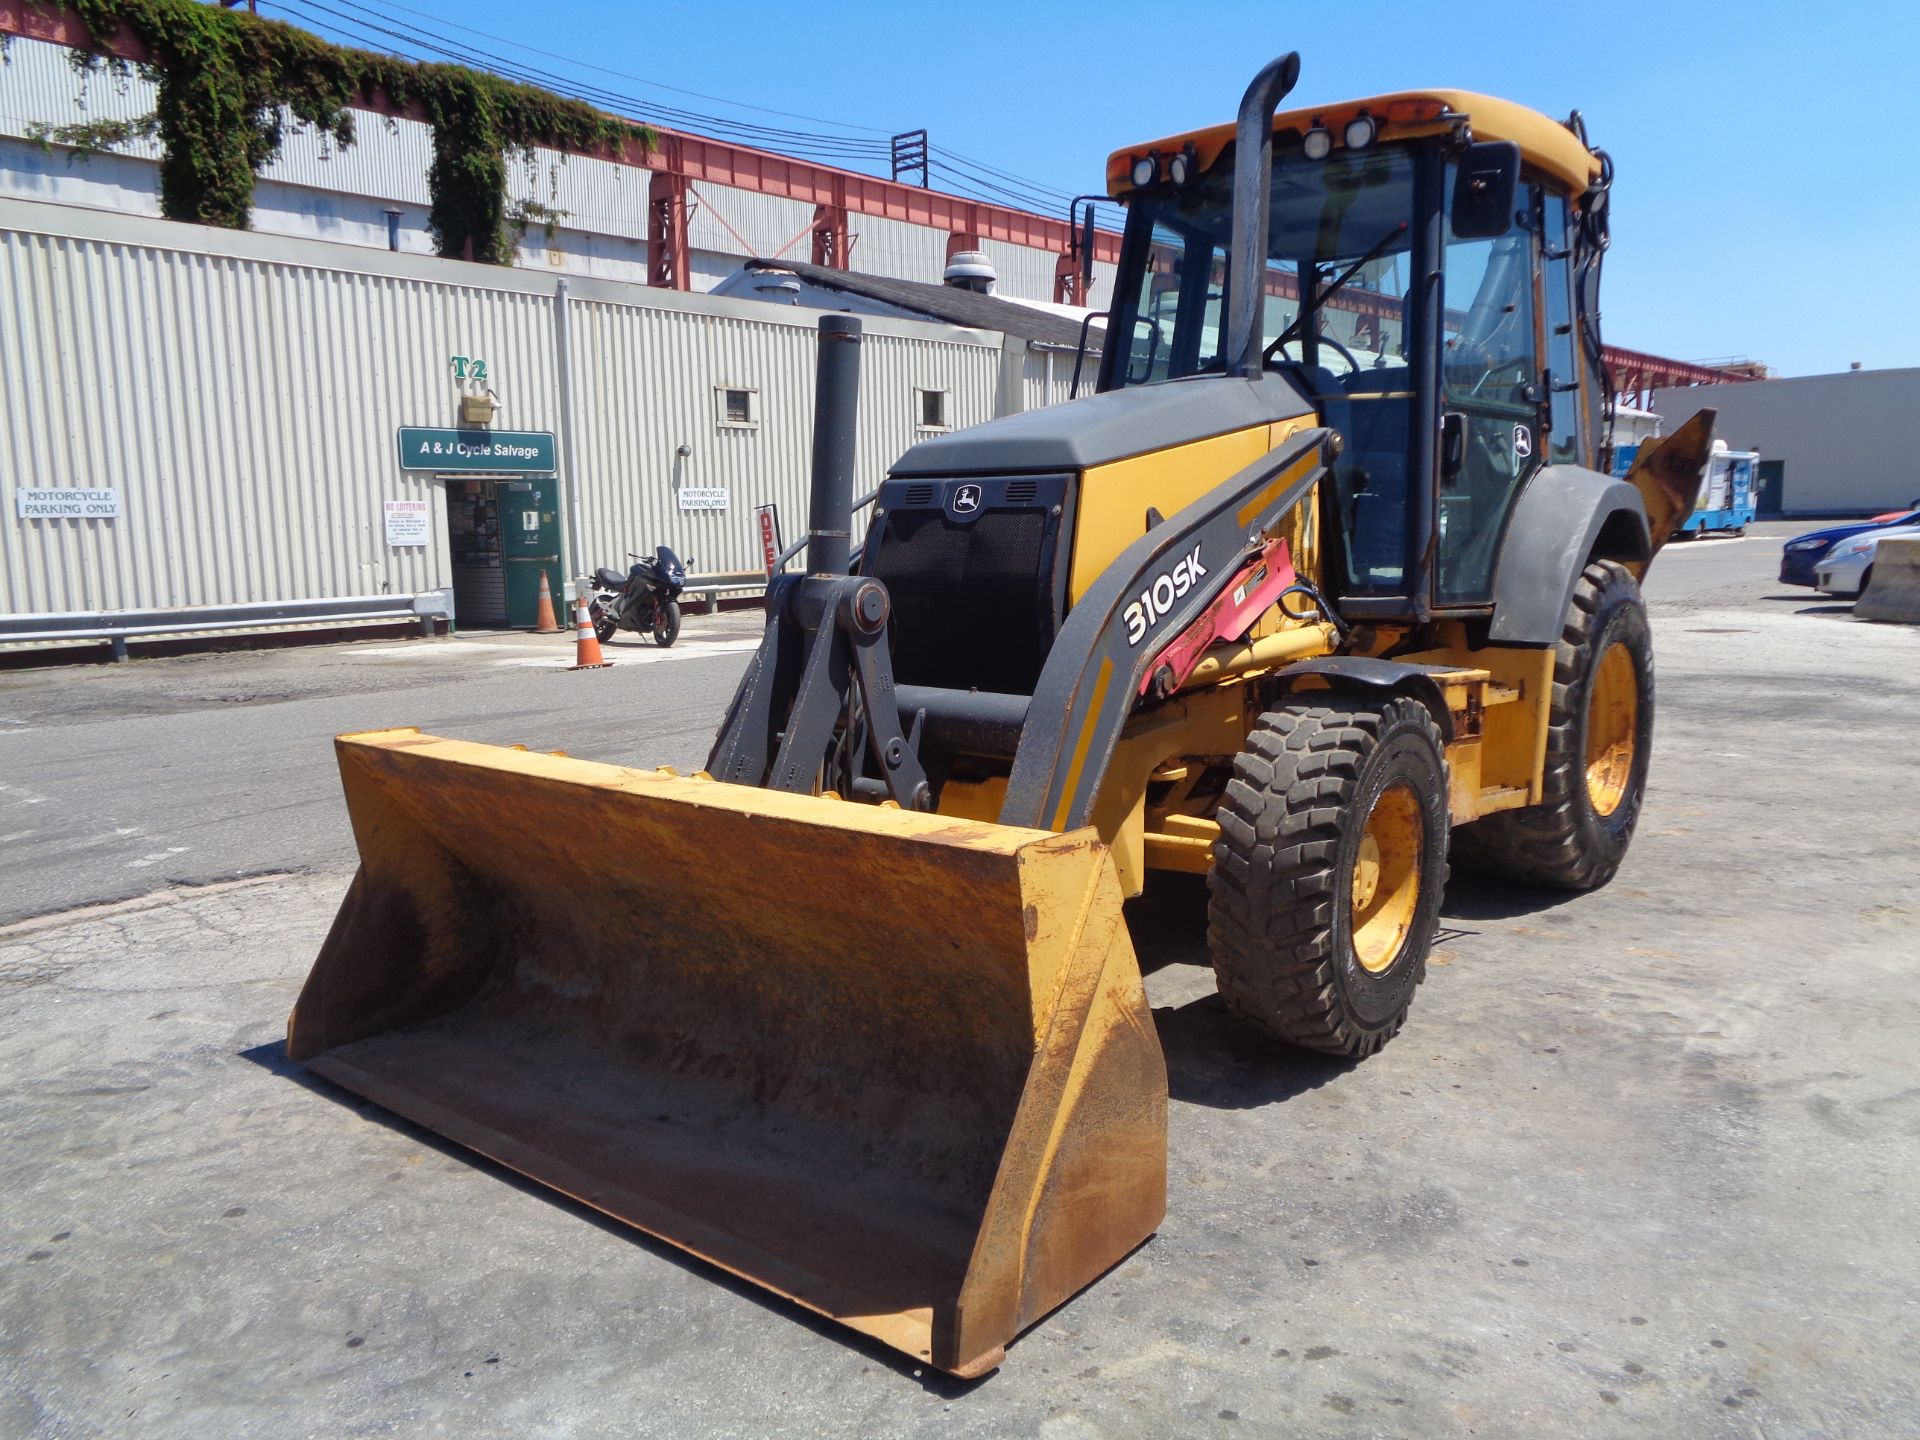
[684, 484, 885, 611]
[0, 589, 456, 660]
[683, 571, 769, 614]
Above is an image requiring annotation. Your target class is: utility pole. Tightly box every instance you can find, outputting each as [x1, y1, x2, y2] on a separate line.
[890, 130, 929, 188]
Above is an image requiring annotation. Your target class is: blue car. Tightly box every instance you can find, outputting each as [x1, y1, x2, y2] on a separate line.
[1780, 506, 1920, 586]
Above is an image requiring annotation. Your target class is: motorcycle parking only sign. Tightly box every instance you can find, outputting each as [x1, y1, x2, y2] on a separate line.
[678, 487, 729, 512]
[16, 488, 120, 519]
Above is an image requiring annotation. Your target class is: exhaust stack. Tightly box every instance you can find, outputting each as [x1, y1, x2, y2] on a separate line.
[1224, 52, 1302, 378]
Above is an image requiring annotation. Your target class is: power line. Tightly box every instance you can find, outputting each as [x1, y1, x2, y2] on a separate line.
[931, 149, 1122, 229]
[266, 0, 891, 161]
[276, 0, 888, 159]
[259, 0, 1126, 232]
[366, 0, 893, 136]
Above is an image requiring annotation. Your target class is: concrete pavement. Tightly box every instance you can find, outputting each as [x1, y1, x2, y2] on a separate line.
[0, 620, 763, 925]
[3, 535, 1918, 1437]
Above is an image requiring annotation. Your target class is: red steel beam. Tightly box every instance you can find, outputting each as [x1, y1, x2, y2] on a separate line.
[0, 1, 1124, 266]
[0, 3, 1776, 371]
[1601, 343, 1749, 390]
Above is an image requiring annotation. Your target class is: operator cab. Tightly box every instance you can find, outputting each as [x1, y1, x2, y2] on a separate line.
[1102, 92, 1606, 620]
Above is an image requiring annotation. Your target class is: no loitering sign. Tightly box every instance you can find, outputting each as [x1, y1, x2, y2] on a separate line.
[16, 488, 120, 519]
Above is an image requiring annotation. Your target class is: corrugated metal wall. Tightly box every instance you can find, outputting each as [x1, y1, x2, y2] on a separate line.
[0, 199, 1025, 616]
[565, 296, 1003, 574]
[1023, 344, 1100, 411]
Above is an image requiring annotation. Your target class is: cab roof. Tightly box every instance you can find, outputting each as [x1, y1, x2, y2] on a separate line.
[1106, 89, 1600, 200]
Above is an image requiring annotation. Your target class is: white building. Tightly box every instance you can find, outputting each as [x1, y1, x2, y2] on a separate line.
[1650, 367, 1920, 516]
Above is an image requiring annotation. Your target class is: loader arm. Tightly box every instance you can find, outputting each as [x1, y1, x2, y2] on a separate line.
[1000, 427, 1337, 831]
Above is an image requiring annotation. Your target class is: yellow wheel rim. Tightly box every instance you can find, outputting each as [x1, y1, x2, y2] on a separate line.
[1585, 642, 1639, 817]
[1350, 782, 1423, 974]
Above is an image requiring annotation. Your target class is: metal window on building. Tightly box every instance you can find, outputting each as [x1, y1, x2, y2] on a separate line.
[716, 386, 759, 429]
[916, 388, 951, 431]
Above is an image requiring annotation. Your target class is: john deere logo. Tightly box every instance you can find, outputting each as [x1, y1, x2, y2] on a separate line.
[950, 483, 983, 518]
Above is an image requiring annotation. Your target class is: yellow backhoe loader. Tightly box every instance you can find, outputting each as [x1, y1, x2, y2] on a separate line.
[288, 54, 1713, 1377]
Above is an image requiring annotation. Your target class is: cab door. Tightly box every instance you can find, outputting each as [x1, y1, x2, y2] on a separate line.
[1434, 175, 1548, 605]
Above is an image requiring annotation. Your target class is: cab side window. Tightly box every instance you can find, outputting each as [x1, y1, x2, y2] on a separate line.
[1436, 168, 1544, 604]
[1542, 194, 1582, 466]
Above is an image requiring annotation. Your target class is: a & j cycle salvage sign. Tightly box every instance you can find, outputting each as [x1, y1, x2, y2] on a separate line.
[397, 427, 556, 474]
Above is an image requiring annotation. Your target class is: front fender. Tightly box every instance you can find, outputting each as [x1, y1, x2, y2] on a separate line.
[1488, 465, 1649, 646]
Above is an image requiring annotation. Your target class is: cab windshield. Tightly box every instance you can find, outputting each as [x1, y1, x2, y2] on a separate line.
[1103, 141, 1426, 598]
[1102, 142, 1419, 390]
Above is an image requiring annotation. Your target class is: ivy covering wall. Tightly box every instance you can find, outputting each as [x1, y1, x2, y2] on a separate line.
[16, 0, 648, 262]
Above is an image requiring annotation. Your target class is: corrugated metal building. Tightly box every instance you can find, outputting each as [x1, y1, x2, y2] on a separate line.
[1650, 368, 1920, 516]
[0, 35, 1119, 304]
[0, 197, 1085, 630]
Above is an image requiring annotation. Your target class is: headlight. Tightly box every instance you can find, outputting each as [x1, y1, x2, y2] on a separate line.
[1831, 539, 1874, 559]
[1302, 124, 1333, 161]
[1343, 114, 1378, 150]
[1130, 154, 1157, 187]
[1785, 538, 1828, 552]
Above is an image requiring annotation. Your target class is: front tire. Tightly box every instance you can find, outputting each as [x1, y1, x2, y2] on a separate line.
[1454, 559, 1654, 890]
[1207, 696, 1450, 1058]
[652, 599, 682, 647]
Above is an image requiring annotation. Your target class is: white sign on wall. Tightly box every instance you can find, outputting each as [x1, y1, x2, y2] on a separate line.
[678, 487, 730, 512]
[383, 499, 432, 547]
[16, 488, 120, 520]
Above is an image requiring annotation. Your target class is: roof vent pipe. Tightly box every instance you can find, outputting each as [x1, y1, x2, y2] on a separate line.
[944, 250, 997, 294]
[1224, 52, 1303, 378]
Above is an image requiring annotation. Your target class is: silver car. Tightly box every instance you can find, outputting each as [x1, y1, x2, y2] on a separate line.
[1815, 523, 1920, 599]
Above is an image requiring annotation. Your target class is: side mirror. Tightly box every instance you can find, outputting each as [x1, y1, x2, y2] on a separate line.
[1451, 140, 1521, 239]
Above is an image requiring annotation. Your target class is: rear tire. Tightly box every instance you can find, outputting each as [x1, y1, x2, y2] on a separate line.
[1207, 696, 1450, 1058]
[1453, 559, 1653, 890]
[653, 599, 681, 647]
[591, 603, 617, 645]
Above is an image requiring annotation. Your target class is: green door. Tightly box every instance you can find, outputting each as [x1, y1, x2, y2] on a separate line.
[1755, 460, 1785, 518]
[498, 482, 562, 628]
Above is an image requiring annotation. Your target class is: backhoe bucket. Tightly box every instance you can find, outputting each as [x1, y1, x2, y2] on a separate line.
[288, 729, 1166, 1377]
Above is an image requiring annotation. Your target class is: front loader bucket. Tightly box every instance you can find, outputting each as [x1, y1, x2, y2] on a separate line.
[287, 730, 1166, 1377]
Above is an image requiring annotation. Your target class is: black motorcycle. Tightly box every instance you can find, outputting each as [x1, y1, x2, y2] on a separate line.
[590, 545, 688, 647]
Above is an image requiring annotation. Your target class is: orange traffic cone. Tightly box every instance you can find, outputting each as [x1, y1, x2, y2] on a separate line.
[532, 570, 562, 634]
[569, 592, 611, 670]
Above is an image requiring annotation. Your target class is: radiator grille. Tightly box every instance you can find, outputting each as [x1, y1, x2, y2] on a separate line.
[868, 506, 1057, 695]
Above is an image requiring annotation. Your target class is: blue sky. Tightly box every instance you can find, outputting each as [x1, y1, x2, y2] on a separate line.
[270, 0, 1915, 377]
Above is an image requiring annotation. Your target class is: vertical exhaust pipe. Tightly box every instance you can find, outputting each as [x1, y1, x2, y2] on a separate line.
[1224, 52, 1302, 378]
[808, 313, 862, 574]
